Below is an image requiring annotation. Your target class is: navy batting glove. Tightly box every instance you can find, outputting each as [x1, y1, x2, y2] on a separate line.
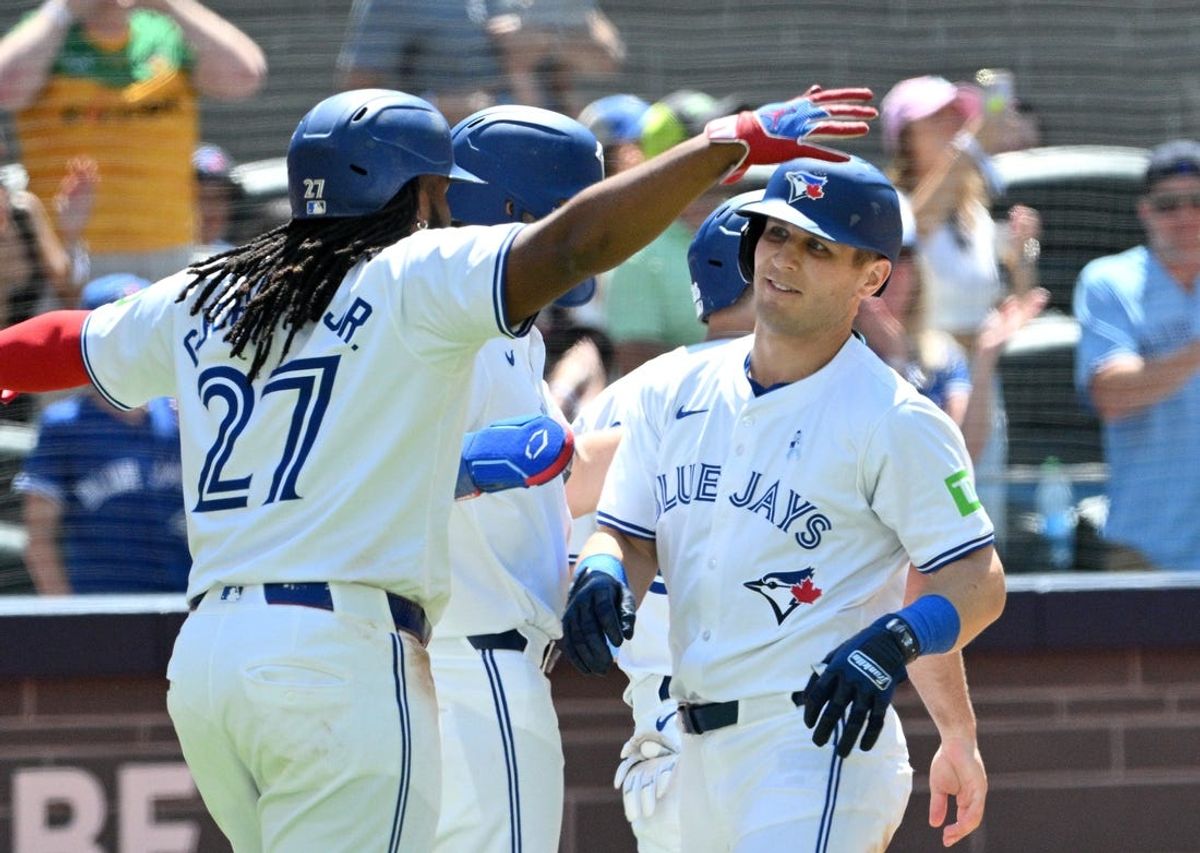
[561, 558, 636, 676]
[803, 615, 913, 759]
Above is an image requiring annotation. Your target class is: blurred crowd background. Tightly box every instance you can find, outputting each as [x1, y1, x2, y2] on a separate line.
[0, 0, 1198, 594]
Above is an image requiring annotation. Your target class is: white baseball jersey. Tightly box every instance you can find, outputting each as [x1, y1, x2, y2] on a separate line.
[436, 328, 571, 639]
[598, 334, 994, 704]
[81, 222, 527, 622]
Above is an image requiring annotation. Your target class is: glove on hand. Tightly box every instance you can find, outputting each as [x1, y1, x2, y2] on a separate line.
[561, 565, 635, 675]
[455, 413, 574, 500]
[803, 614, 911, 759]
[613, 732, 679, 823]
[705, 84, 877, 183]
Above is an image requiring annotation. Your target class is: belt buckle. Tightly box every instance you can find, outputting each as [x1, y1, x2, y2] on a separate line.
[680, 703, 703, 735]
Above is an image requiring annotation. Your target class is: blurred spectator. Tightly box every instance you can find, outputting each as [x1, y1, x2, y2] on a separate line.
[881, 74, 1044, 543]
[604, 90, 743, 375]
[488, 0, 625, 116]
[0, 0, 267, 283]
[14, 273, 190, 594]
[0, 156, 96, 422]
[337, 0, 507, 125]
[577, 92, 648, 176]
[856, 192, 1048, 461]
[191, 142, 238, 261]
[1074, 140, 1200, 571]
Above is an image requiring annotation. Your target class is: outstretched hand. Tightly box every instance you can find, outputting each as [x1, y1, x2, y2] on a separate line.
[928, 736, 988, 847]
[705, 84, 877, 183]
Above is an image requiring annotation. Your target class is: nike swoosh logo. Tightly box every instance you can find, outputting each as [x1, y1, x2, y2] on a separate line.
[505, 350, 516, 366]
[675, 405, 707, 420]
[655, 711, 677, 732]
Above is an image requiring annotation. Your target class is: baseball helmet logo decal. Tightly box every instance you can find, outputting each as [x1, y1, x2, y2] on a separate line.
[743, 568, 823, 625]
[785, 170, 828, 203]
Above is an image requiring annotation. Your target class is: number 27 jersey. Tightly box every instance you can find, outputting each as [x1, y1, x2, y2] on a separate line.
[80, 223, 527, 620]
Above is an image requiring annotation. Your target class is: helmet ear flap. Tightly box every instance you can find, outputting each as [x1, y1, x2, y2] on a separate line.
[738, 216, 766, 283]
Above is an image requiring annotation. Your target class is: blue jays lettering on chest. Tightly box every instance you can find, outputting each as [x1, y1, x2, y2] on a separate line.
[656, 464, 832, 549]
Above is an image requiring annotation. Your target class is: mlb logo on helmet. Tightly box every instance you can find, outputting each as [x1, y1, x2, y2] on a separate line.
[307, 200, 327, 215]
[785, 170, 827, 203]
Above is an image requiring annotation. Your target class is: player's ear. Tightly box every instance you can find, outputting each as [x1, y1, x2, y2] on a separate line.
[860, 258, 892, 297]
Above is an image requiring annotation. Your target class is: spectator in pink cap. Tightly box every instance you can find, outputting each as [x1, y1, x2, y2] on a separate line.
[881, 74, 1046, 548]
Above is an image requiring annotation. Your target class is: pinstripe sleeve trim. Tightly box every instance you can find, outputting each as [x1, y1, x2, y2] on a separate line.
[597, 512, 656, 541]
[916, 532, 995, 573]
[491, 224, 534, 340]
[80, 312, 133, 412]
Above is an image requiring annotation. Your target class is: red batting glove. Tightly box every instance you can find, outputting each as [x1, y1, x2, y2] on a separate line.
[705, 85, 877, 184]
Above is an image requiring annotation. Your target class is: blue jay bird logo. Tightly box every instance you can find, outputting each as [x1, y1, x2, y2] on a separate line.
[785, 170, 828, 203]
[743, 568, 823, 625]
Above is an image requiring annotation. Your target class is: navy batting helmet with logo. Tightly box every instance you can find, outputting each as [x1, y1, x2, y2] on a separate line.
[448, 105, 604, 307]
[687, 189, 763, 322]
[736, 156, 902, 291]
[287, 89, 482, 220]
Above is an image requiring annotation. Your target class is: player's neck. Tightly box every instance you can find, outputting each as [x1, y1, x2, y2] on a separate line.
[748, 325, 851, 387]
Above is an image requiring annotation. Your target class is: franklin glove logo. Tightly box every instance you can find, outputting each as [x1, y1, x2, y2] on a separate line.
[848, 650, 892, 691]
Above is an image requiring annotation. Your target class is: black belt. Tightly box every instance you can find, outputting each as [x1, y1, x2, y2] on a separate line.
[678, 691, 806, 735]
[189, 582, 432, 646]
[467, 628, 528, 652]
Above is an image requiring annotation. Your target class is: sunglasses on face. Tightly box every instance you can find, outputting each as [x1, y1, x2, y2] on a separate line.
[1148, 191, 1200, 213]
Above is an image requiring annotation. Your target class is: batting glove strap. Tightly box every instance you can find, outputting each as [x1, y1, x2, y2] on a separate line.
[561, 559, 636, 676]
[613, 732, 679, 824]
[803, 615, 910, 759]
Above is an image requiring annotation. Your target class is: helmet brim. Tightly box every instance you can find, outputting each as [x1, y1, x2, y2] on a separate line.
[449, 163, 486, 184]
[737, 198, 839, 245]
[553, 277, 597, 308]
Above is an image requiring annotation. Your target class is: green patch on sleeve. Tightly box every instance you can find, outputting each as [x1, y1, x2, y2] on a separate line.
[945, 469, 982, 516]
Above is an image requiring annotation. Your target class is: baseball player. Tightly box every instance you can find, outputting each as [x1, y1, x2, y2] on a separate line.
[0, 86, 878, 851]
[432, 104, 600, 853]
[570, 190, 760, 853]
[563, 156, 1006, 852]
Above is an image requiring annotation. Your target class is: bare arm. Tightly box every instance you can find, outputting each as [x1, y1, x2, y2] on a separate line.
[904, 567, 987, 847]
[576, 525, 658, 604]
[565, 427, 621, 519]
[148, 0, 266, 100]
[907, 652, 986, 848]
[22, 492, 71, 594]
[505, 136, 741, 323]
[907, 546, 1005, 652]
[0, 4, 74, 111]
[1089, 347, 1200, 422]
[16, 191, 72, 301]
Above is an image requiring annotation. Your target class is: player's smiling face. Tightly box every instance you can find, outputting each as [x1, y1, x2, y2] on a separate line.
[752, 217, 890, 337]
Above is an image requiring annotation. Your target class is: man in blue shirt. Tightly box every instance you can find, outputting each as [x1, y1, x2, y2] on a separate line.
[15, 274, 190, 593]
[1074, 139, 1200, 571]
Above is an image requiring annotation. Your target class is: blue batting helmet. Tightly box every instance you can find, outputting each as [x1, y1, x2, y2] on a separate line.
[448, 105, 605, 307]
[687, 190, 763, 322]
[577, 94, 650, 146]
[81, 273, 149, 310]
[287, 89, 481, 220]
[736, 156, 902, 291]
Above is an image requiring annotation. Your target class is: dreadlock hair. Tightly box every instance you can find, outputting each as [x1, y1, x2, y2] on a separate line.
[178, 179, 422, 381]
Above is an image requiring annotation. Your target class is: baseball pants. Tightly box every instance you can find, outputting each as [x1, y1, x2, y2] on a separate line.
[677, 696, 912, 853]
[429, 631, 564, 853]
[166, 583, 440, 853]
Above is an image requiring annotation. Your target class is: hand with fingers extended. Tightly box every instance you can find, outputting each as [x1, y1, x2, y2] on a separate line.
[803, 615, 914, 758]
[928, 735, 988, 847]
[705, 84, 877, 183]
[561, 554, 636, 675]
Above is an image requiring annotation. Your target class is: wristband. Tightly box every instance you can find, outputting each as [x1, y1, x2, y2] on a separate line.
[894, 594, 961, 657]
[577, 553, 628, 587]
[41, 0, 73, 28]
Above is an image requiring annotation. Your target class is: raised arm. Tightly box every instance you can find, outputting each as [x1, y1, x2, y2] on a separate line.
[503, 87, 878, 323]
[149, 0, 267, 100]
[0, 2, 74, 111]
